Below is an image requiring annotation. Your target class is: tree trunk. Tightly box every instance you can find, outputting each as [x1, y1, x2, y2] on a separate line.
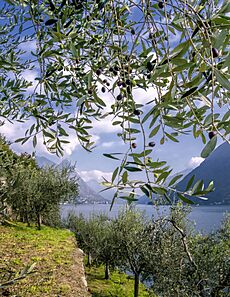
[134, 272, 139, 297]
[25, 212, 30, 227]
[19, 212, 24, 222]
[87, 252, 92, 267]
[105, 262, 110, 280]
[37, 213, 42, 230]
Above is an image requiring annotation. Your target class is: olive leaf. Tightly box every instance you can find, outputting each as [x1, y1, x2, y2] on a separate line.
[201, 136, 217, 158]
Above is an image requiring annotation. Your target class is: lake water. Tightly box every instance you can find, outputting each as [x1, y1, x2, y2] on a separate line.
[61, 204, 230, 234]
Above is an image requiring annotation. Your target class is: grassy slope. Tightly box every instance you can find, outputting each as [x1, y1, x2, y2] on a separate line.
[0, 222, 90, 297]
[86, 264, 154, 297]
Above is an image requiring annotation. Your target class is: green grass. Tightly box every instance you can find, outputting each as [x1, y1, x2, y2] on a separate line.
[0, 221, 156, 297]
[0, 222, 89, 297]
[85, 263, 154, 297]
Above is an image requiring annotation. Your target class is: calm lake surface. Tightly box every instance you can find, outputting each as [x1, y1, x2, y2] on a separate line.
[61, 204, 230, 234]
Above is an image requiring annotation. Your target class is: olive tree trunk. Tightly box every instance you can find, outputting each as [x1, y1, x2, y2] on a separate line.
[105, 262, 110, 280]
[37, 213, 42, 230]
[134, 272, 139, 297]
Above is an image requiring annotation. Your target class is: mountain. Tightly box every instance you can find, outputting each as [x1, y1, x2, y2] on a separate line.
[87, 179, 103, 194]
[137, 168, 192, 205]
[177, 142, 230, 205]
[87, 179, 121, 202]
[36, 157, 108, 204]
[36, 156, 56, 167]
[73, 172, 108, 204]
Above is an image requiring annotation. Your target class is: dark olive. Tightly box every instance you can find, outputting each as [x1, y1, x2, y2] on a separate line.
[126, 79, 131, 85]
[131, 143, 137, 149]
[149, 142, 156, 147]
[208, 131, 217, 139]
[117, 94, 123, 101]
[212, 48, 219, 58]
[158, 2, 164, 9]
[147, 61, 154, 72]
[88, 88, 93, 95]
[134, 109, 141, 116]
[96, 68, 102, 76]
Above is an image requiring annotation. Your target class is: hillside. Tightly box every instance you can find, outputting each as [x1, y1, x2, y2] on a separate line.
[36, 157, 107, 204]
[177, 142, 230, 205]
[0, 222, 90, 297]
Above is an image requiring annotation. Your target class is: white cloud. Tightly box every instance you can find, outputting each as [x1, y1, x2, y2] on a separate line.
[61, 134, 80, 156]
[61, 133, 100, 156]
[188, 156, 204, 168]
[91, 82, 158, 134]
[79, 169, 112, 182]
[101, 140, 125, 148]
[132, 86, 158, 105]
[0, 120, 49, 155]
[101, 141, 116, 148]
[92, 116, 121, 134]
[0, 120, 100, 157]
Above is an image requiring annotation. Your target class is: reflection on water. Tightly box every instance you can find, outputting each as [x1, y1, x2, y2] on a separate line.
[61, 204, 230, 234]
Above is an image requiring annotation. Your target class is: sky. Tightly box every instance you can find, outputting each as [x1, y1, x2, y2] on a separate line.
[0, 1, 226, 185]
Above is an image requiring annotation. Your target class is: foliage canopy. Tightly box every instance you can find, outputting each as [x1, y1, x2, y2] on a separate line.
[67, 208, 230, 297]
[0, 0, 230, 204]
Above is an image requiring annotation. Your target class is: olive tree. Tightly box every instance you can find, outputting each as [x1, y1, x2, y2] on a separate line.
[188, 215, 230, 297]
[0, 0, 229, 205]
[6, 164, 78, 228]
[0, 135, 38, 221]
[32, 165, 78, 228]
[145, 206, 196, 296]
[66, 213, 102, 267]
[144, 208, 230, 297]
[91, 217, 119, 280]
[67, 213, 118, 279]
[113, 209, 157, 297]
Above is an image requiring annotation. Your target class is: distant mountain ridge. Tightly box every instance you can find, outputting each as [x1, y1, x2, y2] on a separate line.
[137, 142, 230, 206]
[36, 156, 108, 204]
[177, 142, 230, 205]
